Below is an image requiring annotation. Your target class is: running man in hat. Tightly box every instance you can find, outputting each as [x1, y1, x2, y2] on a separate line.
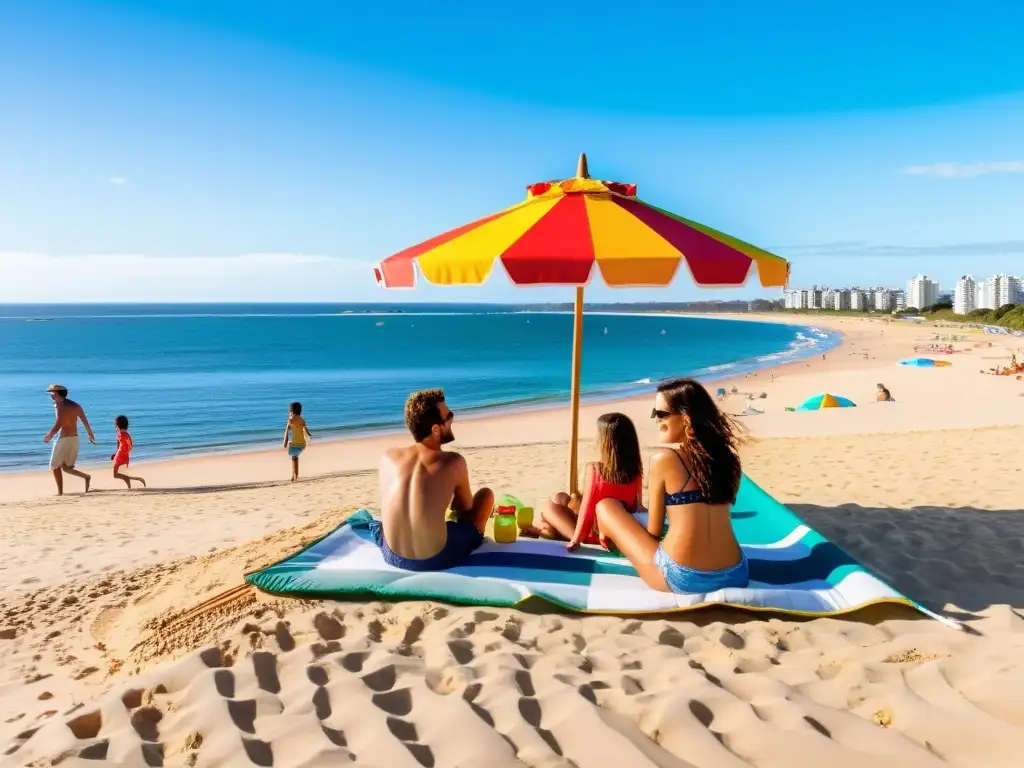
[43, 384, 97, 495]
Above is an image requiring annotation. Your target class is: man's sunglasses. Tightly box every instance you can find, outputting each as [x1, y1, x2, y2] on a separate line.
[443, 410, 455, 423]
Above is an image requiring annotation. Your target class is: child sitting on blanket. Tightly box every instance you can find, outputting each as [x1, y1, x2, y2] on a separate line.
[537, 413, 644, 552]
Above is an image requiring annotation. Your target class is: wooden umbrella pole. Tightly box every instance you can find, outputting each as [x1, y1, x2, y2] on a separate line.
[568, 285, 584, 496]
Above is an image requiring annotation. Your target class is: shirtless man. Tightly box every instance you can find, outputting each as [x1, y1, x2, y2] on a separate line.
[371, 389, 494, 571]
[43, 384, 97, 495]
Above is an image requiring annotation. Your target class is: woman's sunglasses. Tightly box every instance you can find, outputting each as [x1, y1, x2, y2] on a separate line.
[651, 408, 675, 419]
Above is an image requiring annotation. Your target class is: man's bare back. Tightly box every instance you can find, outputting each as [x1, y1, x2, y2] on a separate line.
[379, 444, 469, 560]
[371, 389, 493, 570]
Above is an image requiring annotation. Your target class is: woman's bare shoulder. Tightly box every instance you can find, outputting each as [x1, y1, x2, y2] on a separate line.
[649, 448, 678, 467]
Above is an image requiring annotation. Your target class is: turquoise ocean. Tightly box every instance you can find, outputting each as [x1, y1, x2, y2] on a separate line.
[0, 304, 840, 473]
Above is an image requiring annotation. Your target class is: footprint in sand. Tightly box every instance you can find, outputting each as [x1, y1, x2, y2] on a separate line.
[252, 652, 280, 694]
[339, 650, 368, 673]
[367, 685, 436, 767]
[361, 664, 397, 693]
[371, 688, 412, 717]
[312, 611, 345, 641]
[447, 640, 474, 665]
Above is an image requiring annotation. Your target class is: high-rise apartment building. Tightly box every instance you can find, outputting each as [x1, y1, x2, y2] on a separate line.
[974, 275, 1023, 311]
[906, 275, 939, 310]
[783, 289, 809, 309]
[977, 281, 992, 311]
[829, 289, 851, 311]
[991, 274, 1022, 307]
[850, 290, 869, 311]
[954, 275, 977, 315]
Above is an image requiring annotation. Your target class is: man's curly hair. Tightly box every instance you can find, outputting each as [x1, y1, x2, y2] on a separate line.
[405, 388, 446, 442]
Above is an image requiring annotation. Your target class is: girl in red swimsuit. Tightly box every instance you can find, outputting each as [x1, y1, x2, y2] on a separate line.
[111, 415, 146, 489]
[538, 413, 643, 551]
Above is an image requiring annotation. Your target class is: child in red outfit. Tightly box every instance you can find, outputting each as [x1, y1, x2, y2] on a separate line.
[538, 413, 644, 551]
[112, 415, 146, 489]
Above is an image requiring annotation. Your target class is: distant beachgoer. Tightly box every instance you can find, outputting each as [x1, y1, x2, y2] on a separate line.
[43, 384, 96, 495]
[111, 415, 146, 489]
[539, 413, 644, 551]
[595, 378, 749, 594]
[876, 383, 894, 402]
[283, 402, 312, 482]
[372, 389, 493, 571]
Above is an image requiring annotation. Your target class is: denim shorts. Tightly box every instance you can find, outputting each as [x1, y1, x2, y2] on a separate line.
[654, 546, 749, 594]
[288, 445, 305, 458]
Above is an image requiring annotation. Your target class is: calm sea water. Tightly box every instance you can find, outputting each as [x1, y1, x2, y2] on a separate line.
[0, 304, 839, 472]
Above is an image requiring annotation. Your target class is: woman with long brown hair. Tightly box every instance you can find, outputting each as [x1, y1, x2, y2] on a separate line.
[539, 412, 644, 551]
[595, 378, 749, 593]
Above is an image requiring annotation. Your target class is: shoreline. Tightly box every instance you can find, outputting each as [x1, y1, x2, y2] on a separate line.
[3, 310, 1020, 505]
[0, 311, 840, 481]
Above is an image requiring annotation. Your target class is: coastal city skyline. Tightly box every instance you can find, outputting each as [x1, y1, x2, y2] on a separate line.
[2, 1, 1024, 303]
[783, 270, 1023, 313]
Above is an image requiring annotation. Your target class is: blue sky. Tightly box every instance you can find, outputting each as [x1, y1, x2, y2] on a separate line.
[2, 0, 1023, 303]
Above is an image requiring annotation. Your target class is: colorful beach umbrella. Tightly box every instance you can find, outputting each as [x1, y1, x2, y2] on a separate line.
[899, 357, 952, 368]
[796, 393, 857, 411]
[374, 154, 791, 493]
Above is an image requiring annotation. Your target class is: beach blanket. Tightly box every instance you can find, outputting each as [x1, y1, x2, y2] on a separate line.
[246, 475, 959, 628]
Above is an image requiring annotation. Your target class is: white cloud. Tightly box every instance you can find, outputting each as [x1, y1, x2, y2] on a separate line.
[0, 252, 377, 302]
[107, 176, 127, 185]
[900, 161, 1024, 178]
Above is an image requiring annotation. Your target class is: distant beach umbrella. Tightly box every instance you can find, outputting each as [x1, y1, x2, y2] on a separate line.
[374, 154, 791, 494]
[796, 393, 857, 411]
[899, 357, 952, 367]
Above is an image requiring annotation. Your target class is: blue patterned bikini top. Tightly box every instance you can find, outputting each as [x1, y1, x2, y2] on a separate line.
[663, 448, 706, 506]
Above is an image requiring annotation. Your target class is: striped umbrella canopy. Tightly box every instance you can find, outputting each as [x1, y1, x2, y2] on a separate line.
[796, 393, 857, 411]
[373, 154, 791, 494]
[374, 154, 789, 290]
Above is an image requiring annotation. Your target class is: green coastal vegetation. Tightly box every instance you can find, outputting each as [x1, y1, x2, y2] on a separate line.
[915, 303, 1024, 330]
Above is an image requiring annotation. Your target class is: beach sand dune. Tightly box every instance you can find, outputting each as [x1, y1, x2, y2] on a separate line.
[3, 315, 1024, 766]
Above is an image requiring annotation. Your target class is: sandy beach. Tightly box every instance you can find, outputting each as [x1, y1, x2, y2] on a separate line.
[2, 312, 1024, 767]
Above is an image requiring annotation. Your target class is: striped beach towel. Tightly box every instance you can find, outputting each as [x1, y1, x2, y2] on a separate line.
[247, 475, 959, 628]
